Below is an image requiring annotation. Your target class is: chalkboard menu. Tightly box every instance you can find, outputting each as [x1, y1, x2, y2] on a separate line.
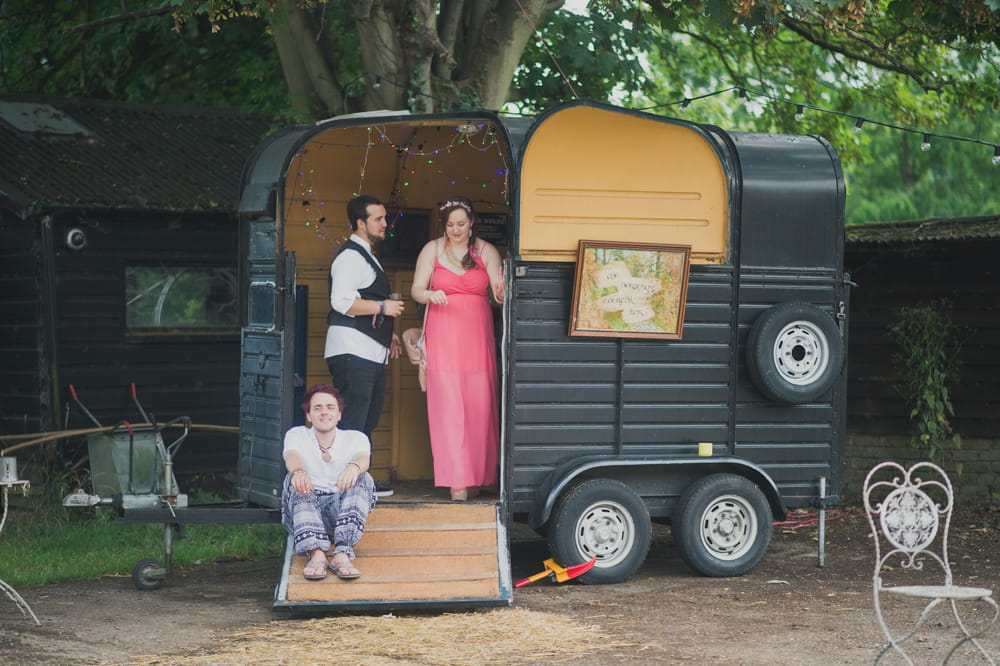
[476, 212, 508, 248]
[379, 209, 430, 264]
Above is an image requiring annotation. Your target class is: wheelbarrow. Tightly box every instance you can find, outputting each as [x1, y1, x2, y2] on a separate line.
[62, 384, 191, 590]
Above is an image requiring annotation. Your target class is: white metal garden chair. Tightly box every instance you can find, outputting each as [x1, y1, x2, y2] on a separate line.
[863, 460, 998, 664]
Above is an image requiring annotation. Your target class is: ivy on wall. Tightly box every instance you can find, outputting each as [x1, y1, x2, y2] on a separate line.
[889, 299, 964, 468]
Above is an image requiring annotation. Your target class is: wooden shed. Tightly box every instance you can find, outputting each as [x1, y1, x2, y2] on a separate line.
[843, 215, 1000, 497]
[845, 215, 1000, 437]
[0, 95, 270, 476]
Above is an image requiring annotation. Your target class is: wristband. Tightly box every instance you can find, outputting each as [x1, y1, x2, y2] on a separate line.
[347, 461, 362, 472]
[291, 468, 306, 475]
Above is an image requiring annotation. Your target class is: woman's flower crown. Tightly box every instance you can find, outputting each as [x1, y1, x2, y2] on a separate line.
[439, 199, 473, 214]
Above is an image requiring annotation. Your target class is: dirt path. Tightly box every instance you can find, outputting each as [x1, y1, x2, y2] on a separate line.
[2, 506, 998, 665]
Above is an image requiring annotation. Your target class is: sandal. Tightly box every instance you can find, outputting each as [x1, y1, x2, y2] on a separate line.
[302, 558, 328, 580]
[328, 554, 361, 580]
[450, 487, 480, 502]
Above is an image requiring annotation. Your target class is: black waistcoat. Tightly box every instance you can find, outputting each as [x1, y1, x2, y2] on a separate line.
[327, 239, 393, 348]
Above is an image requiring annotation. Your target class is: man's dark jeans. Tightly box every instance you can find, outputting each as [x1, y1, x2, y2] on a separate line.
[326, 354, 386, 437]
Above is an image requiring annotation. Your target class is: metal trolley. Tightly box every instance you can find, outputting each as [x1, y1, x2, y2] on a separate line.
[62, 384, 279, 590]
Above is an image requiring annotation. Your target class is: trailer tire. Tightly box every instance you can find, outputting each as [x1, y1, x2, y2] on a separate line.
[548, 478, 651, 585]
[674, 474, 773, 577]
[132, 558, 165, 591]
[746, 302, 843, 404]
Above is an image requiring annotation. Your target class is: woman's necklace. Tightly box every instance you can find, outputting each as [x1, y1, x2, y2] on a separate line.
[445, 240, 468, 269]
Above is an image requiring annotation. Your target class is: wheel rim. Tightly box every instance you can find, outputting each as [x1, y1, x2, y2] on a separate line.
[771, 319, 830, 386]
[698, 494, 757, 561]
[574, 500, 636, 567]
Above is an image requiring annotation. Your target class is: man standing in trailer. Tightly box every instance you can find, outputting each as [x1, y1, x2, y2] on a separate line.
[326, 195, 405, 497]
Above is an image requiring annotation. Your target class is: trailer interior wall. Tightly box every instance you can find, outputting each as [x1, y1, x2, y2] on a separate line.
[276, 117, 514, 482]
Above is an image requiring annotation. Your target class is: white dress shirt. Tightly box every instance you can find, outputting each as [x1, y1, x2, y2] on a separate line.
[324, 233, 389, 364]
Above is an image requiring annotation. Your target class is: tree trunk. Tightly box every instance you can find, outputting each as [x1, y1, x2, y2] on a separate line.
[454, 0, 564, 110]
[353, 0, 409, 111]
[270, 0, 347, 118]
[273, 0, 563, 117]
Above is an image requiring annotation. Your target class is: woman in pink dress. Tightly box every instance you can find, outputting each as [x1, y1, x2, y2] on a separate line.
[411, 197, 504, 501]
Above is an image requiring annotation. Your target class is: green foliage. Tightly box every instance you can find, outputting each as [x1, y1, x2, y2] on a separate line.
[600, 0, 1000, 223]
[844, 114, 1000, 224]
[0, 489, 283, 587]
[511, 3, 657, 111]
[0, 0, 286, 117]
[889, 299, 963, 465]
[1, 1, 996, 216]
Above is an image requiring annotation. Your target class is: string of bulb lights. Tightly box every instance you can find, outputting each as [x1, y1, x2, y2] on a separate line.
[639, 86, 1000, 165]
[370, 73, 1000, 165]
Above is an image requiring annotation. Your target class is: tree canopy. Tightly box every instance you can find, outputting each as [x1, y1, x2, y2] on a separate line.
[1, 0, 997, 222]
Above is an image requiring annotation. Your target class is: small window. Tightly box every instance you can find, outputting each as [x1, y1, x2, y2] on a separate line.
[126, 266, 237, 332]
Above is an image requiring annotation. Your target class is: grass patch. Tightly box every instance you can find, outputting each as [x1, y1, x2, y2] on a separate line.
[0, 486, 285, 587]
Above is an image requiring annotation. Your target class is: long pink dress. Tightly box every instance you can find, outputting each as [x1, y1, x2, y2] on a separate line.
[424, 253, 499, 489]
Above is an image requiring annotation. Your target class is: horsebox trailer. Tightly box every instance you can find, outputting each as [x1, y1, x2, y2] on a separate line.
[236, 100, 848, 611]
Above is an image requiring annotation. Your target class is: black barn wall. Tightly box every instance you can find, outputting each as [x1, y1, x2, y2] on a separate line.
[50, 210, 241, 477]
[843, 238, 1000, 500]
[0, 215, 48, 436]
[845, 239, 1000, 438]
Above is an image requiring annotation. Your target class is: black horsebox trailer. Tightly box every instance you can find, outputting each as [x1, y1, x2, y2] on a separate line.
[74, 100, 849, 612]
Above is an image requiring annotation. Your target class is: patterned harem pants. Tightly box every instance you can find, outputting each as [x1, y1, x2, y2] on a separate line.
[281, 472, 376, 560]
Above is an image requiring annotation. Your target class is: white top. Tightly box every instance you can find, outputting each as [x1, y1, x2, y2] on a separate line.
[323, 233, 389, 364]
[282, 426, 370, 490]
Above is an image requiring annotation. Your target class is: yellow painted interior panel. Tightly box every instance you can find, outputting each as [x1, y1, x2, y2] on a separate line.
[519, 105, 730, 263]
[280, 119, 509, 482]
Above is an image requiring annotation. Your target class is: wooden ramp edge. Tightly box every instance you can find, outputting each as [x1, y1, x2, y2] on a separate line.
[273, 501, 512, 612]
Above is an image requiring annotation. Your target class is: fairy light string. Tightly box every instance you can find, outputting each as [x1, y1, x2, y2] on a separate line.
[287, 122, 512, 251]
[644, 86, 999, 163]
[284, 84, 996, 253]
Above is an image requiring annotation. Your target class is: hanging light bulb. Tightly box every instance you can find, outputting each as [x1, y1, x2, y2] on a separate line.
[993, 146, 1000, 166]
[794, 105, 804, 122]
[852, 118, 864, 135]
[920, 133, 932, 152]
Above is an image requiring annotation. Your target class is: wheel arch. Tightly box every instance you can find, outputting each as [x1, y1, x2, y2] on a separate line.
[531, 457, 787, 528]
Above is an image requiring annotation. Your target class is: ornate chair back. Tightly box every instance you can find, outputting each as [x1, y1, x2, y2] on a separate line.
[863, 460, 997, 664]
[863, 460, 954, 592]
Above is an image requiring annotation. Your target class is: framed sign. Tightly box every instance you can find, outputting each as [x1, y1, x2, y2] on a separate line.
[569, 240, 692, 340]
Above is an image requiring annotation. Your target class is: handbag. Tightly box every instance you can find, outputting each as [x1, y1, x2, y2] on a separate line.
[402, 298, 430, 392]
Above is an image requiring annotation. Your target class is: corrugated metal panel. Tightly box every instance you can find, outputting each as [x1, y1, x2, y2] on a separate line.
[733, 265, 845, 504]
[237, 221, 294, 508]
[508, 262, 739, 515]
